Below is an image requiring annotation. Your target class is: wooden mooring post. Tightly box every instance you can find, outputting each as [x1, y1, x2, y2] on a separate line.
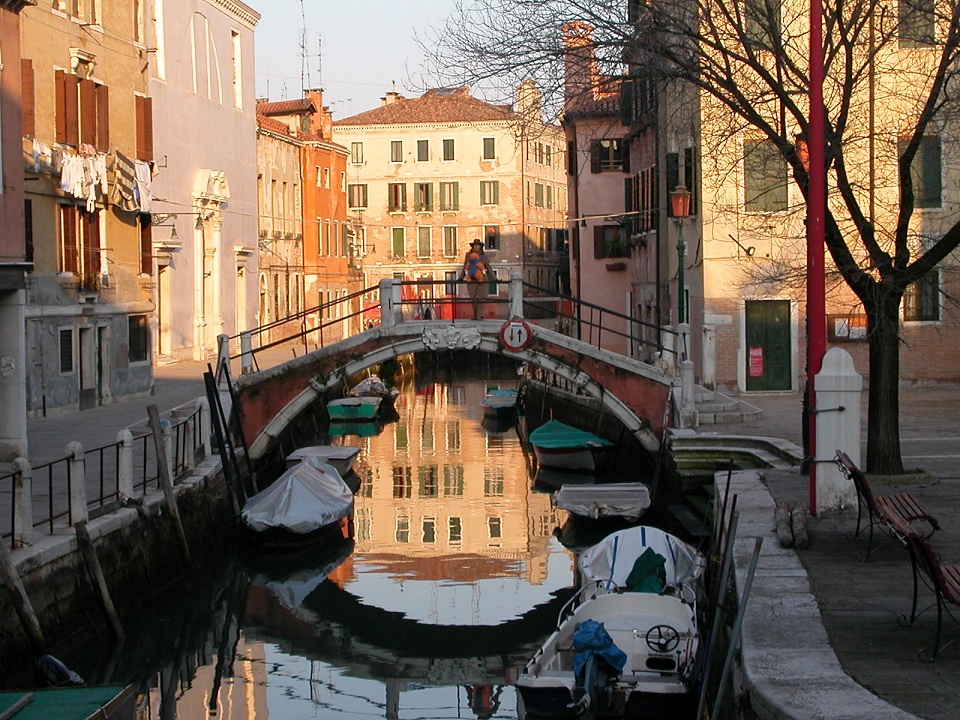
[74, 520, 124, 640]
[147, 404, 193, 569]
[0, 539, 45, 653]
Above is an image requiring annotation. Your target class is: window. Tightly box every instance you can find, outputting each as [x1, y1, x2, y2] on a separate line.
[390, 140, 403, 163]
[322, 168, 330, 188]
[904, 272, 940, 321]
[743, 139, 787, 212]
[449, 517, 462, 544]
[442, 138, 455, 161]
[482, 137, 495, 160]
[594, 225, 628, 259]
[442, 226, 458, 257]
[546, 185, 553, 209]
[439, 182, 459, 211]
[56, 71, 111, 151]
[590, 139, 628, 172]
[483, 224, 500, 251]
[59, 206, 101, 287]
[417, 139, 429, 162]
[139, 214, 152, 276]
[744, 0, 781, 49]
[444, 270, 458, 296]
[488, 517, 502, 539]
[483, 466, 504, 496]
[900, 136, 942, 208]
[391, 227, 405, 257]
[340, 172, 346, 192]
[417, 226, 432, 257]
[480, 180, 499, 205]
[129, 315, 149, 363]
[414, 182, 433, 212]
[21, 59, 35, 138]
[350, 142, 363, 164]
[348, 183, 367, 209]
[899, 0, 935, 46]
[59, 328, 74, 374]
[443, 465, 464, 495]
[422, 518, 436, 543]
[546, 145, 553, 166]
[395, 515, 410, 542]
[535, 182, 544, 207]
[419, 466, 438, 497]
[388, 183, 407, 212]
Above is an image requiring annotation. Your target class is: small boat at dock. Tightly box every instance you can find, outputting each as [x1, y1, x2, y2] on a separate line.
[553, 482, 652, 522]
[529, 420, 614, 472]
[481, 387, 520, 418]
[286, 445, 361, 475]
[241, 460, 354, 551]
[327, 396, 382, 421]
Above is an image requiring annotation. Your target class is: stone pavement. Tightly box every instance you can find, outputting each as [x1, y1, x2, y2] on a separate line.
[710, 388, 960, 720]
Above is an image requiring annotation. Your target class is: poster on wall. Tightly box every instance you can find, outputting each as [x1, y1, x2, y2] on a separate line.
[748, 346, 764, 378]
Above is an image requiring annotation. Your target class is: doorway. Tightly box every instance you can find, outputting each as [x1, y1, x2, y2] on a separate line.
[744, 300, 791, 391]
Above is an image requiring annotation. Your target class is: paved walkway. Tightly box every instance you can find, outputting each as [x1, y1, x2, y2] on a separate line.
[711, 388, 960, 720]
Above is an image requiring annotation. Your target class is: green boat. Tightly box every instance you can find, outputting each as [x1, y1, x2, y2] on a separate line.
[327, 396, 382, 421]
[529, 419, 614, 472]
[0, 685, 135, 720]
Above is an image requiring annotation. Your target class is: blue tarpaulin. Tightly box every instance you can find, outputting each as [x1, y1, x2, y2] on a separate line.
[572, 619, 627, 679]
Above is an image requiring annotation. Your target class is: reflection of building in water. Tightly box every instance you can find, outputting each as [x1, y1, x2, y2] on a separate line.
[352, 380, 561, 585]
[144, 636, 269, 720]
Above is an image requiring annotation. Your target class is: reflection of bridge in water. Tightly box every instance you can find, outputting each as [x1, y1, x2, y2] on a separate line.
[228, 276, 690, 466]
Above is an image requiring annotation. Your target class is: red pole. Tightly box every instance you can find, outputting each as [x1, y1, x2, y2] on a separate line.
[808, 0, 827, 514]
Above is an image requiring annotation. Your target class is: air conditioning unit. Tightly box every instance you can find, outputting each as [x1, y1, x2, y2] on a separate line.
[258, 229, 267, 238]
[272, 230, 281, 238]
[284, 232, 294, 240]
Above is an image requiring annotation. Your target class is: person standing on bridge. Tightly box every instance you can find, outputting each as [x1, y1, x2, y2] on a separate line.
[461, 239, 489, 320]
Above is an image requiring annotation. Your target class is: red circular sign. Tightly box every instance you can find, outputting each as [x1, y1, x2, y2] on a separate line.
[499, 319, 532, 352]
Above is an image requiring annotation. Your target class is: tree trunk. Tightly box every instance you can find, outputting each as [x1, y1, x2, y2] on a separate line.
[865, 288, 904, 474]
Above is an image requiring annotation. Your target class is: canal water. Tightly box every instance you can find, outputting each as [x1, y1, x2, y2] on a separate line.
[58, 367, 605, 719]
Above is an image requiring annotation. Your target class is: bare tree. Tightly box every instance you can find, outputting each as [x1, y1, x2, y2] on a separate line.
[425, 0, 960, 473]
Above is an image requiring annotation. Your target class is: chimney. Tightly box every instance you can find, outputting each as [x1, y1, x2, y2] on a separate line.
[562, 22, 597, 107]
[381, 81, 403, 106]
[517, 80, 542, 125]
[303, 87, 324, 135]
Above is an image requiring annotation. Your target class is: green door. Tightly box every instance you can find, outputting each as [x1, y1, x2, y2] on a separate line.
[745, 300, 791, 391]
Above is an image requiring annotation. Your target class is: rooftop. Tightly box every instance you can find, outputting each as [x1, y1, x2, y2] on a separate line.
[335, 87, 514, 126]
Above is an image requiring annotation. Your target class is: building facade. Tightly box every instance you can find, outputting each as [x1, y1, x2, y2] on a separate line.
[0, 1, 31, 458]
[256, 91, 355, 346]
[21, 1, 156, 417]
[333, 85, 568, 315]
[146, 0, 260, 363]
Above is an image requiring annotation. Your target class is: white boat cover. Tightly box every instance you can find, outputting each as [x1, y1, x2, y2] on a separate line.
[241, 461, 354, 534]
[578, 525, 705, 596]
[553, 482, 651, 521]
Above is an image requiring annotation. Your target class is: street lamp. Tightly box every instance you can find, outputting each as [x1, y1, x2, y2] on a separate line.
[670, 184, 692, 356]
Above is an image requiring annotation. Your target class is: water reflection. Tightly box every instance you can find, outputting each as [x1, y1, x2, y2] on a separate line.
[66, 373, 577, 719]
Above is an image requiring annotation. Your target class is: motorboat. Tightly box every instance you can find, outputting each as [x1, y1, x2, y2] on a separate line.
[327, 396, 382, 421]
[286, 445, 361, 475]
[553, 482, 652, 523]
[515, 592, 700, 718]
[481, 387, 519, 418]
[529, 420, 614, 472]
[241, 460, 354, 551]
[578, 525, 705, 602]
[517, 526, 705, 718]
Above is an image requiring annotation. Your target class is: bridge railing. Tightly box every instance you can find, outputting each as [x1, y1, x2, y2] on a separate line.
[221, 275, 682, 376]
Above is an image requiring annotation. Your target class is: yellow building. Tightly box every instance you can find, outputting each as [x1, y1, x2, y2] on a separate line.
[333, 85, 569, 308]
[21, 1, 155, 415]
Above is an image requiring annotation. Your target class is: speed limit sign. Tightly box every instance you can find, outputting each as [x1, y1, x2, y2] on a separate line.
[499, 319, 532, 352]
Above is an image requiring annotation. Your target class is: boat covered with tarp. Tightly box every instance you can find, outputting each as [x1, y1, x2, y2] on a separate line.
[553, 482, 652, 522]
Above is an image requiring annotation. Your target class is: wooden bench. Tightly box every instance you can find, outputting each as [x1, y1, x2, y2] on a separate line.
[899, 534, 960, 661]
[834, 450, 939, 558]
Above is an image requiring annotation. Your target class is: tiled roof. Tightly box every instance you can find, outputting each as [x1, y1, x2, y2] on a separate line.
[565, 77, 622, 118]
[256, 115, 296, 137]
[335, 87, 513, 126]
[258, 98, 315, 116]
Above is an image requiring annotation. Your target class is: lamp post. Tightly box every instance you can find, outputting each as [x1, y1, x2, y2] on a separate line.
[670, 185, 692, 357]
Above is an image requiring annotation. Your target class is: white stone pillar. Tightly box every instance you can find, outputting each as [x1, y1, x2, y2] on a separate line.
[509, 272, 524, 318]
[67, 441, 88, 526]
[815, 347, 862, 514]
[0, 290, 27, 460]
[379, 278, 396, 328]
[240, 331, 253, 375]
[117, 429, 134, 499]
[12, 457, 33, 548]
[198, 398, 212, 458]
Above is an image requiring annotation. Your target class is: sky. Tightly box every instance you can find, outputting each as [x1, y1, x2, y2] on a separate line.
[251, 0, 460, 119]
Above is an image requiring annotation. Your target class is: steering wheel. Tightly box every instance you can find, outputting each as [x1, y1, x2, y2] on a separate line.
[645, 624, 681, 653]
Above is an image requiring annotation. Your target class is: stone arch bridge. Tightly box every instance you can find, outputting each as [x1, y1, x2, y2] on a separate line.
[232, 314, 680, 463]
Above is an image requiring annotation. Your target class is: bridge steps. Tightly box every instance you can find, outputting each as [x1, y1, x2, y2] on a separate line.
[693, 389, 763, 425]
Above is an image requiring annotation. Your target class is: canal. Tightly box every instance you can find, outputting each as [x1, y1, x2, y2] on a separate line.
[49, 362, 688, 719]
